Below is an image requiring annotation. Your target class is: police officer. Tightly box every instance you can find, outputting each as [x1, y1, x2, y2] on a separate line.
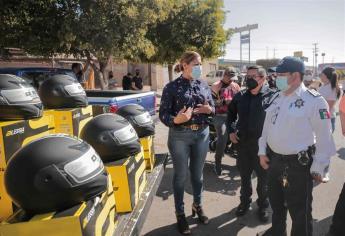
[227, 65, 276, 222]
[257, 57, 336, 236]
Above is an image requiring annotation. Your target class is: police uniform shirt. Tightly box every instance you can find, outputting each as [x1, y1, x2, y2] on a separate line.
[258, 83, 336, 176]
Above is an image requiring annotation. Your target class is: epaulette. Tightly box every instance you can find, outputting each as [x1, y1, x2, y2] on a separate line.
[307, 89, 321, 97]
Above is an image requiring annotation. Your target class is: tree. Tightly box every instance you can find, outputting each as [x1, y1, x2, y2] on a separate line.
[0, 0, 168, 89]
[145, 0, 230, 81]
[256, 59, 281, 70]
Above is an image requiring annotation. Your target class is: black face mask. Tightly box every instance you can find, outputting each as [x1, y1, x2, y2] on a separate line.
[246, 78, 258, 90]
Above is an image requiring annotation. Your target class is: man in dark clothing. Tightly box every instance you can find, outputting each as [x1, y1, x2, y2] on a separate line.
[72, 62, 89, 86]
[227, 65, 277, 222]
[122, 73, 132, 90]
[132, 69, 143, 90]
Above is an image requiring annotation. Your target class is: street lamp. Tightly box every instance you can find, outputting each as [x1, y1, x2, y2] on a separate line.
[321, 53, 325, 64]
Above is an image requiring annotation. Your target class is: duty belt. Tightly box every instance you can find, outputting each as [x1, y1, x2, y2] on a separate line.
[267, 145, 315, 166]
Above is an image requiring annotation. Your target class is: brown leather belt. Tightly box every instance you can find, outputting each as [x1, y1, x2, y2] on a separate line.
[181, 124, 206, 131]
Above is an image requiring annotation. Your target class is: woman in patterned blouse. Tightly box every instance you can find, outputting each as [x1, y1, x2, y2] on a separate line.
[159, 51, 215, 235]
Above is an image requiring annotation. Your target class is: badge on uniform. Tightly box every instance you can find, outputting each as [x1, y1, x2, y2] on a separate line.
[294, 98, 304, 108]
[319, 109, 331, 119]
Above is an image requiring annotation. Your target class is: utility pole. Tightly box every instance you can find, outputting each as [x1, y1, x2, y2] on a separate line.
[266, 47, 268, 59]
[321, 52, 325, 64]
[240, 32, 242, 69]
[313, 43, 319, 78]
[248, 30, 251, 64]
[273, 48, 276, 59]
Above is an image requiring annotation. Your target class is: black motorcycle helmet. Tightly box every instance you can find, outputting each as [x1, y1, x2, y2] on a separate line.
[0, 74, 43, 120]
[116, 104, 154, 138]
[38, 74, 88, 109]
[5, 134, 108, 214]
[80, 114, 141, 162]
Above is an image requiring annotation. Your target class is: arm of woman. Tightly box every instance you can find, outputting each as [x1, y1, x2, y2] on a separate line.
[159, 85, 175, 127]
[326, 100, 336, 110]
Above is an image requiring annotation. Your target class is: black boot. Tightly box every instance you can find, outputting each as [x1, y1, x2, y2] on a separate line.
[257, 207, 269, 222]
[192, 203, 209, 224]
[176, 213, 191, 235]
[214, 157, 222, 176]
[235, 202, 250, 217]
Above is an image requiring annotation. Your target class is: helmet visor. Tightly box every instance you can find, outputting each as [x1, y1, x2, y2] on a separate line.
[64, 147, 104, 184]
[64, 83, 86, 96]
[132, 112, 153, 125]
[112, 124, 138, 144]
[1, 87, 41, 105]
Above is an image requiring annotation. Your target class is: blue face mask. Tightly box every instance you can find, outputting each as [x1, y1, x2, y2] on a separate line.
[276, 76, 289, 91]
[191, 65, 202, 79]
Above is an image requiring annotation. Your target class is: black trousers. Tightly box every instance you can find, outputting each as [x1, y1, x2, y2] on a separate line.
[330, 182, 345, 235]
[267, 153, 313, 236]
[237, 138, 268, 208]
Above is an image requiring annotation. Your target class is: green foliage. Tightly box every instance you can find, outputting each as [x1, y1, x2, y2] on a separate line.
[0, 0, 167, 61]
[0, 0, 229, 65]
[146, 0, 230, 64]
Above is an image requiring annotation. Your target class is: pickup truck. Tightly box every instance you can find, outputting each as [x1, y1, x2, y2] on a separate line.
[0, 67, 156, 117]
[86, 90, 156, 116]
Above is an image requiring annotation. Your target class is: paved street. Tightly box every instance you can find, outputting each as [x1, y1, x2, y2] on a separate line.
[142, 116, 345, 236]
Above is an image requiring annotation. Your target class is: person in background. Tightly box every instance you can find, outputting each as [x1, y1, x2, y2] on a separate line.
[303, 75, 314, 88]
[227, 65, 276, 222]
[211, 67, 240, 175]
[319, 67, 341, 133]
[159, 51, 215, 235]
[108, 71, 118, 89]
[132, 69, 143, 90]
[122, 72, 132, 90]
[72, 61, 90, 87]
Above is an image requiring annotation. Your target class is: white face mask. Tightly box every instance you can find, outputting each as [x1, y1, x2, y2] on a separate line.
[276, 76, 289, 91]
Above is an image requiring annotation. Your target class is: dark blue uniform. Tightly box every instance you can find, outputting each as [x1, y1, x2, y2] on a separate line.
[227, 85, 277, 213]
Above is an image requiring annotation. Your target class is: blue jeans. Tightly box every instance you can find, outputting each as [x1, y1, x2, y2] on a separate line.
[168, 126, 209, 214]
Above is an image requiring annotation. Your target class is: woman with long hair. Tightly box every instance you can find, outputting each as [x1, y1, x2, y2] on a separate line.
[319, 67, 340, 133]
[159, 51, 214, 234]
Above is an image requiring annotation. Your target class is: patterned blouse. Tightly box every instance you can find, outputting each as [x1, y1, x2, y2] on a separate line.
[159, 75, 215, 127]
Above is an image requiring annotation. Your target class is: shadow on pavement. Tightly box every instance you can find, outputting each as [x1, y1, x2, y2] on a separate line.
[155, 157, 241, 201]
[336, 148, 345, 160]
[144, 206, 272, 236]
[313, 215, 332, 236]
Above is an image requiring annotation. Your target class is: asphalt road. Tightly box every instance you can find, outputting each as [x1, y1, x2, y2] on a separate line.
[141, 116, 345, 236]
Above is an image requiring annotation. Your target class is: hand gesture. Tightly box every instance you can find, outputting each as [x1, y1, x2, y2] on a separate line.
[173, 106, 193, 124]
[259, 155, 270, 170]
[193, 101, 212, 114]
[229, 132, 240, 144]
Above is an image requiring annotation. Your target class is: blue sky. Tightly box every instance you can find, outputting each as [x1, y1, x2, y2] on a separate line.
[223, 0, 345, 65]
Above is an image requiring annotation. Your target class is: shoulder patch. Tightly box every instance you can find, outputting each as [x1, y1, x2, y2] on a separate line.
[307, 89, 321, 97]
